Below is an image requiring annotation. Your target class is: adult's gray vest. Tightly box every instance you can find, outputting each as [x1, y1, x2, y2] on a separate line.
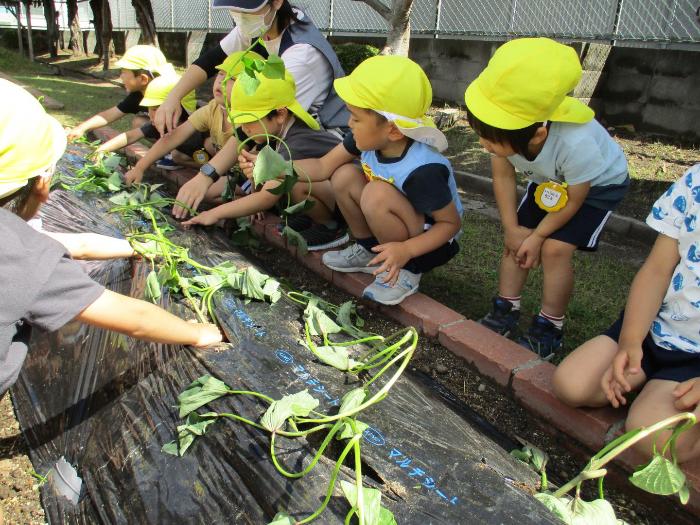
[252, 12, 350, 132]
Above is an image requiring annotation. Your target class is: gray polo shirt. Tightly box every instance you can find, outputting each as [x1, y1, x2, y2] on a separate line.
[0, 209, 104, 395]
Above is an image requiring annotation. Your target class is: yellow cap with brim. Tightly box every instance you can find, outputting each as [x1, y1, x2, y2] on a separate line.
[334, 55, 447, 151]
[215, 50, 265, 78]
[141, 74, 197, 114]
[464, 37, 594, 130]
[0, 79, 66, 199]
[228, 70, 319, 131]
[115, 45, 170, 74]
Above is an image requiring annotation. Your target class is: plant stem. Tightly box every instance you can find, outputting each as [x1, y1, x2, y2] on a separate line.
[270, 421, 342, 478]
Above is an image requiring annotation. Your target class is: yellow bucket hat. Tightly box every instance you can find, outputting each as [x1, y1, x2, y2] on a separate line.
[228, 70, 320, 130]
[464, 37, 594, 130]
[333, 55, 448, 152]
[141, 74, 197, 114]
[115, 45, 174, 76]
[0, 79, 66, 199]
[215, 50, 265, 78]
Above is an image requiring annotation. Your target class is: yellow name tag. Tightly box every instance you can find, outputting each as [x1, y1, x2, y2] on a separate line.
[534, 181, 569, 212]
[192, 149, 210, 166]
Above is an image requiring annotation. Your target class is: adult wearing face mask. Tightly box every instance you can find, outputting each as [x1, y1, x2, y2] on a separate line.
[155, 0, 349, 218]
[155, 0, 348, 136]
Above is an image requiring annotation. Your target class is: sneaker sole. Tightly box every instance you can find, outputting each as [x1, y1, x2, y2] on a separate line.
[323, 262, 378, 274]
[362, 285, 419, 306]
[307, 233, 350, 251]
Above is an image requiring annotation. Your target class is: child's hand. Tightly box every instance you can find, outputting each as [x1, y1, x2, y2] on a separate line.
[504, 226, 532, 257]
[370, 242, 412, 285]
[249, 212, 265, 224]
[673, 378, 700, 411]
[88, 149, 106, 162]
[193, 322, 224, 347]
[124, 167, 144, 186]
[601, 343, 643, 407]
[516, 233, 544, 269]
[173, 174, 211, 219]
[182, 209, 218, 228]
[238, 150, 258, 181]
[66, 126, 84, 142]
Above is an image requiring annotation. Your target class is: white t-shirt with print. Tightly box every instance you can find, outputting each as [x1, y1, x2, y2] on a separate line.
[646, 164, 700, 354]
[219, 10, 333, 116]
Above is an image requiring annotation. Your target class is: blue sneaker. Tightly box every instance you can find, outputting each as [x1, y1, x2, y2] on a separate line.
[479, 296, 520, 337]
[155, 154, 181, 171]
[518, 315, 562, 359]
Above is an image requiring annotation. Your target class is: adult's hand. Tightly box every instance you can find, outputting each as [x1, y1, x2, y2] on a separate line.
[172, 173, 213, 219]
[154, 97, 183, 136]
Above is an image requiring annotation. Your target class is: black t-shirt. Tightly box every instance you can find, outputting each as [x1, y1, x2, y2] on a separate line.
[116, 91, 147, 115]
[342, 131, 453, 215]
[0, 210, 105, 395]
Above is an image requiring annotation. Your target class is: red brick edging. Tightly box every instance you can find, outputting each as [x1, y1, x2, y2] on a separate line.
[91, 127, 700, 514]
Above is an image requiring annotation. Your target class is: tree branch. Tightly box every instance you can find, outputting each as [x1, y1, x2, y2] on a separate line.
[353, 0, 391, 20]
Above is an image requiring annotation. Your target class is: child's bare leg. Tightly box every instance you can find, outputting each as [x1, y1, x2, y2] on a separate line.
[290, 181, 334, 224]
[330, 163, 371, 238]
[498, 253, 529, 297]
[626, 380, 700, 462]
[360, 181, 423, 243]
[540, 238, 577, 317]
[553, 335, 646, 407]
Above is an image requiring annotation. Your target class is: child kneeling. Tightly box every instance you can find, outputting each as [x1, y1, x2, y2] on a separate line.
[554, 165, 700, 462]
[311, 55, 463, 305]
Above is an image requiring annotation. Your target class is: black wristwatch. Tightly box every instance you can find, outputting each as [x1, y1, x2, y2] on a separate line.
[200, 162, 220, 182]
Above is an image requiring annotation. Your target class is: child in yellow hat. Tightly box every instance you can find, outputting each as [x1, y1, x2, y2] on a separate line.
[0, 80, 221, 398]
[182, 68, 348, 251]
[300, 55, 463, 306]
[464, 37, 629, 358]
[94, 74, 203, 169]
[124, 51, 261, 203]
[66, 45, 175, 142]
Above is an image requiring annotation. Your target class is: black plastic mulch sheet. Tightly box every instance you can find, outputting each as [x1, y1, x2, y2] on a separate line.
[11, 150, 558, 524]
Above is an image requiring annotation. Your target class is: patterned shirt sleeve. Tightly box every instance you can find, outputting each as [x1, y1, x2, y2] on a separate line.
[646, 166, 700, 240]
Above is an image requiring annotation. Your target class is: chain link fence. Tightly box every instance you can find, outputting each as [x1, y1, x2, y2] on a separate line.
[103, 0, 699, 46]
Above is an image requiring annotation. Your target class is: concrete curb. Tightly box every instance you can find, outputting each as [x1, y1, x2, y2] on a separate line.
[454, 169, 657, 245]
[90, 127, 700, 516]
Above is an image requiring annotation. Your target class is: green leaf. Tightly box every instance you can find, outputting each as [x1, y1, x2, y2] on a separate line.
[340, 481, 381, 525]
[569, 498, 617, 525]
[267, 512, 294, 525]
[338, 420, 369, 440]
[534, 493, 572, 522]
[282, 198, 315, 216]
[262, 278, 282, 303]
[191, 274, 225, 289]
[145, 269, 161, 303]
[226, 270, 244, 291]
[265, 173, 298, 196]
[260, 390, 319, 432]
[106, 171, 123, 191]
[102, 154, 124, 171]
[629, 454, 687, 496]
[313, 345, 359, 371]
[240, 266, 269, 301]
[304, 298, 342, 336]
[679, 480, 690, 504]
[281, 226, 308, 254]
[109, 192, 131, 206]
[253, 145, 291, 186]
[238, 71, 261, 95]
[177, 375, 231, 418]
[378, 507, 397, 525]
[261, 54, 286, 79]
[162, 412, 218, 456]
[340, 388, 367, 414]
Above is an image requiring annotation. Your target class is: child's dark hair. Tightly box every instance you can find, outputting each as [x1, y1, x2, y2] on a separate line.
[465, 107, 543, 158]
[276, 1, 300, 33]
[127, 68, 155, 80]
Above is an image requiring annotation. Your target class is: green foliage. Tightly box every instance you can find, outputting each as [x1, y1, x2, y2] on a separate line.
[535, 494, 619, 525]
[60, 153, 125, 193]
[304, 297, 342, 336]
[333, 43, 381, 74]
[162, 412, 218, 456]
[260, 390, 320, 433]
[340, 481, 397, 525]
[629, 454, 687, 497]
[177, 375, 232, 418]
[267, 513, 294, 525]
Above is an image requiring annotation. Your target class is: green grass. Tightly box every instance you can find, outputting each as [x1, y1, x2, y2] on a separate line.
[422, 211, 637, 360]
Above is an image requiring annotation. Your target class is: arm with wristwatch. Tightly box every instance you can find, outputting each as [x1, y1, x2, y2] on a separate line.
[172, 135, 240, 219]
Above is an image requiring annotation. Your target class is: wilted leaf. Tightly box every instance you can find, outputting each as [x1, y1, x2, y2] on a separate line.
[240, 266, 269, 301]
[109, 192, 131, 206]
[266, 173, 298, 196]
[534, 493, 571, 522]
[253, 145, 290, 186]
[340, 388, 366, 414]
[630, 454, 686, 496]
[238, 71, 261, 96]
[106, 171, 123, 191]
[340, 481, 381, 525]
[145, 269, 161, 303]
[569, 498, 617, 525]
[304, 298, 342, 336]
[282, 226, 308, 255]
[267, 512, 294, 525]
[262, 278, 282, 303]
[162, 412, 218, 456]
[177, 375, 231, 418]
[283, 198, 315, 216]
[260, 390, 319, 432]
[313, 345, 360, 371]
[338, 420, 369, 440]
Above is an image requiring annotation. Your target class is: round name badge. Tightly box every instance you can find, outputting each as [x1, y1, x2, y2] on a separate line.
[534, 181, 569, 212]
[192, 149, 210, 166]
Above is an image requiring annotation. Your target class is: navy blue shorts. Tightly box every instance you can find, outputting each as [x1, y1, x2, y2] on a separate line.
[404, 239, 459, 274]
[517, 183, 613, 251]
[604, 313, 700, 383]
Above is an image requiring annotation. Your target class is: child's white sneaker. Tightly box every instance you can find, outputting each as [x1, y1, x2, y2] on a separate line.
[322, 243, 377, 273]
[362, 269, 421, 305]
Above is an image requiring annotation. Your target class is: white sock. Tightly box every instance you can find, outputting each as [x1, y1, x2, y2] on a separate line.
[540, 310, 564, 329]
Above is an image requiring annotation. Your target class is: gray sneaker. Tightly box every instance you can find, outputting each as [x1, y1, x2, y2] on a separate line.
[362, 269, 421, 305]
[322, 243, 377, 273]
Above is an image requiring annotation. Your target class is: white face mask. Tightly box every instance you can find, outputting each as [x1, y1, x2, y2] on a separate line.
[230, 6, 275, 39]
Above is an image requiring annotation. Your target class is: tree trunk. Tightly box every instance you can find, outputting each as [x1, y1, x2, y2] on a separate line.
[131, 0, 159, 46]
[67, 0, 84, 55]
[41, 0, 59, 58]
[89, 0, 103, 57]
[101, 0, 114, 70]
[24, 0, 33, 60]
[356, 0, 414, 56]
[15, 1, 24, 56]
